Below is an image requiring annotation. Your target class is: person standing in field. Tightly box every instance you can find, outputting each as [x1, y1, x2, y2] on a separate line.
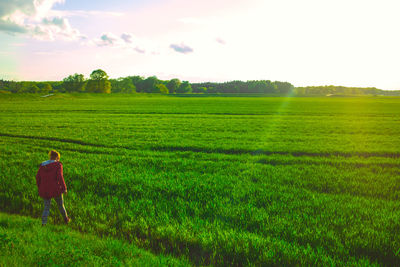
[36, 150, 70, 226]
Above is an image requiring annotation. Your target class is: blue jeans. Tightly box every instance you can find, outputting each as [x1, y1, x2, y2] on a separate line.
[42, 194, 68, 225]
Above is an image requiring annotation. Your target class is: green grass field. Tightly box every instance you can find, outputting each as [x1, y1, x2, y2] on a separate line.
[0, 94, 399, 266]
[0, 212, 189, 266]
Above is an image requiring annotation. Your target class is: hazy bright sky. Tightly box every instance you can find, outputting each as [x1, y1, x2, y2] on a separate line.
[1, 0, 400, 89]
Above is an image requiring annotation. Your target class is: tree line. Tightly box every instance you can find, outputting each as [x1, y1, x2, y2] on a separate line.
[294, 85, 400, 96]
[0, 69, 399, 96]
[191, 81, 294, 94]
[0, 69, 192, 94]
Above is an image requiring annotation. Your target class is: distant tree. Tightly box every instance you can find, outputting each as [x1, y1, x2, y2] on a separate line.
[128, 76, 144, 92]
[0, 80, 12, 92]
[42, 83, 52, 93]
[86, 69, 111, 93]
[87, 80, 111, 93]
[293, 85, 382, 96]
[176, 81, 192, 93]
[111, 77, 136, 93]
[28, 84, 40, 93]
[48, 81, 63, 92]
[7, 81, 18, 93]
[142, 76, 159, 93]
[351, 87, 362, 95]
[167, 78, 181, 94]
[63, 74, 86, 92]
[294, 87, 306, 95]
[248, 80, 277, 93]
[18, 82, 31, 93]
[196, 87, 207, 93]
[122, 78, 136, 93]
[156, 83, 169, 94]
[274, 81, 294, 94]
[207, 86, 217, 93]
[90, 69, 108, 80]
[264, 80, 278, 93]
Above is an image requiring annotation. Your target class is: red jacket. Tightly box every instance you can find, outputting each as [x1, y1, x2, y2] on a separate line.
[36, 161, 67, 199]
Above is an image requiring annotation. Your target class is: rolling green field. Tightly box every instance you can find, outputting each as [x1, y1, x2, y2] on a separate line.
[0, 212, 188, 266]
[0, 94, 399, 266]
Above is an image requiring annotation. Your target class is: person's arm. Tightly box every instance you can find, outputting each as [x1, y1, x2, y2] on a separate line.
[57, 163, 67, 193]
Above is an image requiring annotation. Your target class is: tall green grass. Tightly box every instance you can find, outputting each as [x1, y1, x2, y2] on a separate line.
[0, 94, 399, 265]
[0, 212, 189, 266]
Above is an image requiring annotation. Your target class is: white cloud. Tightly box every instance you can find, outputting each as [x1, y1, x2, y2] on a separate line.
[93, 32, 151, 54]
[41, 16, 85, 40]
[0, 0, 83, 40]
[34, 0, 64, 20]
[134, 47, 145, 54]
[96, 32, 121, 46]
[0, 20, 28, 34]
[42, 16, 67, 28]
[170, 43, 194, 54]
[0, 0, 45, 18]
[216, 37, 226, 45]
[121, 32, 132, 43]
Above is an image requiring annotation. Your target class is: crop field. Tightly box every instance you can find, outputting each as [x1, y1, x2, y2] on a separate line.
[0, 212, 188, 266]
[0, 94, 400, 266]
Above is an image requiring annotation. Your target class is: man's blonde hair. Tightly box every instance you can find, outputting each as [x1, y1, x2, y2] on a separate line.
[49, 150, 60, 160]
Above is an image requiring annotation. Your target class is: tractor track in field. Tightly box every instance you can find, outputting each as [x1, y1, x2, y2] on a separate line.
[2, 109, 399, 118]
[1, 132, 400, 160]
[153, 145, 400, 159]
[0, 132, 108, 148]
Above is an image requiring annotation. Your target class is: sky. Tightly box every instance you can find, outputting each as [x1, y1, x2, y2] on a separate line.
[1, 0, 400, 90]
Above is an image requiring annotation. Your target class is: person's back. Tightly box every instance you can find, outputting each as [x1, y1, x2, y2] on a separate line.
[36, 150, 70, 226]
[36, 160, 65, 199]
